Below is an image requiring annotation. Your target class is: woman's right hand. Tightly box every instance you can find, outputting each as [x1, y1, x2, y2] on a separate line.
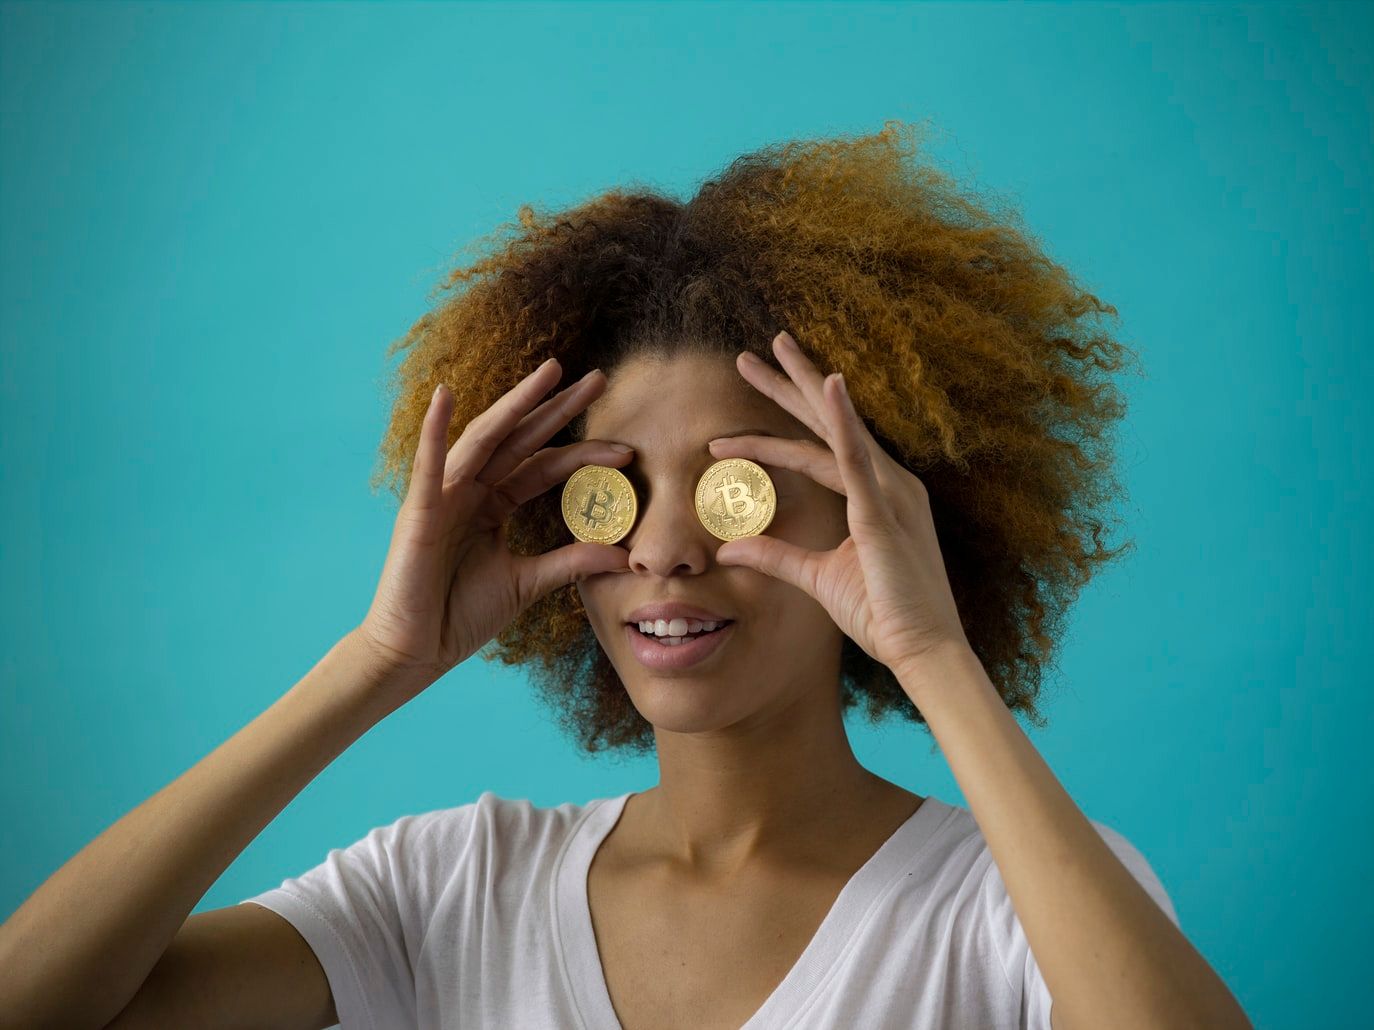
[353, 358, 634, 698]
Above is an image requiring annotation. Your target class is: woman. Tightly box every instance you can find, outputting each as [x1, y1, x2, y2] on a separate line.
[0, 122, 1250, 1028]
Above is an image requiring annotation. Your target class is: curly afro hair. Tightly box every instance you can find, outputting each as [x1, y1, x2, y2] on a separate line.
[369, 119, 1141, 757]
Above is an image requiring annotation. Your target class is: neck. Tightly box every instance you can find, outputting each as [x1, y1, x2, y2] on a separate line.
[633, 684, 894, 879]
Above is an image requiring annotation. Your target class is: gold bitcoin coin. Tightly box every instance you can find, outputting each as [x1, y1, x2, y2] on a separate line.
[561, 464, 638, 544]
[694, 458, 776, 541]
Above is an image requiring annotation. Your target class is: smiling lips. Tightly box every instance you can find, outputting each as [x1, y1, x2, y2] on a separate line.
[625, 619, 737, 670]
[620, 602, 737, 669]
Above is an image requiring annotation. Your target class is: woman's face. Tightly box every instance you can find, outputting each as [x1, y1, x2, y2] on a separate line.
[575, 350, 851, 733]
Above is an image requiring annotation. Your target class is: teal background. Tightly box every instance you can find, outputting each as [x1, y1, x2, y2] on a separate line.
[2, 2, 1368, 1026]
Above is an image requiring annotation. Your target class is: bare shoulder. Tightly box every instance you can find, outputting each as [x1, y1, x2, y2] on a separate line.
[104, 903, 336, 1030]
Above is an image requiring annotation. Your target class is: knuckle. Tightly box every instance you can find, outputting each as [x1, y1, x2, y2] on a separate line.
[490, 480, 522, 512]
[460, 415, 501, 450]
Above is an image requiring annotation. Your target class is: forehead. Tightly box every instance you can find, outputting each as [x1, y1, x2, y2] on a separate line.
[580, 351, 807, 448]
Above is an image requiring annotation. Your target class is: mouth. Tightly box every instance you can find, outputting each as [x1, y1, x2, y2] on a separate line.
[626, 617, 735, 643]
[623, 619, 737, 670]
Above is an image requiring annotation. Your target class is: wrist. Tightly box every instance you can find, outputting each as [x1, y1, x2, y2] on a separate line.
[892, 638, 983, 698]
[337, 628, 440, 709]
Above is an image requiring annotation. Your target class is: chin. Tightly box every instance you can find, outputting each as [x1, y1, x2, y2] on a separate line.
[620, 675, 736, 712]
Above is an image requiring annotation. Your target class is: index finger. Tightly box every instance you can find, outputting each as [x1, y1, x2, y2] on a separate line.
[445, 358, 565, 485]
[733, 347, 830, 444]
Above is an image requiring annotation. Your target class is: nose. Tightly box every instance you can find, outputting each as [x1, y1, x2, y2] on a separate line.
[622, 483, 719, 577]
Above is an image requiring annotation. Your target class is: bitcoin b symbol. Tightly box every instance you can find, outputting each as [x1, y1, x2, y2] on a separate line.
[579, 486, 615, 529]
[715, 475, 757, 521]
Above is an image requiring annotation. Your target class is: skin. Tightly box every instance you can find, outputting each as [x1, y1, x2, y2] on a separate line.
[574, 349, 923, 881]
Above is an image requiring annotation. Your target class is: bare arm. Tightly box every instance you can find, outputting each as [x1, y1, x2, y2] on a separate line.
[897, 645, 1251, 1030]
[0, 629, 430, 1030]
[0, 355, 628, 1029]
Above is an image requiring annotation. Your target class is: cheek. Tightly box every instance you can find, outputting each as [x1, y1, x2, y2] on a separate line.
[772, 494, 847, 549]
[576, 579, 628, 640]
[743, 608, 841, 678]
[747, 580, 841, 646]
[574, 581, 604, 626]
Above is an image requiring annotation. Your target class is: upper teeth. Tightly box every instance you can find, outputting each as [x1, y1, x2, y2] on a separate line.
[638, 618, 726, 636]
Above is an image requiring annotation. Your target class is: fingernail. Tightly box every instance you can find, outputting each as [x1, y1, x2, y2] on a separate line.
[609, 443, 633, 453]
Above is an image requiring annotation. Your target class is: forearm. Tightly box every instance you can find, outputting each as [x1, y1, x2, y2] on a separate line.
[897, 644, 1251, 1030]
[0, 630, 425, 1030]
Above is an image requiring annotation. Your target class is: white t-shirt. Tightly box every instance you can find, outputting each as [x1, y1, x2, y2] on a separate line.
[240, 790, 1179, 1029]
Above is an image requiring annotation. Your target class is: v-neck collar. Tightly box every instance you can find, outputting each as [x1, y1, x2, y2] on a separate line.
[552, 790, 954, 1030]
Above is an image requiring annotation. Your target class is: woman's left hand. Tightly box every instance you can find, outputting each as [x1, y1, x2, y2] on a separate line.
[708, 330, 971, 679]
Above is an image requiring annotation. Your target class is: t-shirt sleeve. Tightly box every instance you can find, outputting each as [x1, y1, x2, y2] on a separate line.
[979, 819, 1181, 1030]
[238, 810, 456, 1030]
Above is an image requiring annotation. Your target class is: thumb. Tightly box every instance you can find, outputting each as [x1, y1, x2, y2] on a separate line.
[715, 536, 818, 596]
[515, 541, 630, 602]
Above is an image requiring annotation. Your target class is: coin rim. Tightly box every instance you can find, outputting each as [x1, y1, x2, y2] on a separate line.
[561, 464, 638, 545]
